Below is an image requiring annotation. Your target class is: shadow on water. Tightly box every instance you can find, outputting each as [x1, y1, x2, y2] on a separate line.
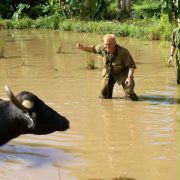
[112, 95, 179, 105]
[57, 51, 78, 55]
[88, 177, 136, 180]
[0, 144, 76, 168]
[5, 38, 32, 42]
[0, 55, 22, 59]
[138, 95, 179, 105]
[112, 178, 136, 180]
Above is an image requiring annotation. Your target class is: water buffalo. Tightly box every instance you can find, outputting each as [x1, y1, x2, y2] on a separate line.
[0, 86, 70, 146]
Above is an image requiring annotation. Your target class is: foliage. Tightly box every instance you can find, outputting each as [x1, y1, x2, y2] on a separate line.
[160, 0, 174, 20]
[0, 0, 47, 19]
[0, 0, 178, 22]
[0, 15, 174, 41]
[132, 0, 161, 18]
[158, 14, 173, 40]
[6, 18, 33, 29]
[32, 15, 62, 29]
[83, 53, 97, 70]
[0, 0, 14, 19]
[0, 35, 5, 57]
[12, 3, 30, 20]
[0, 0, 176, 42]
[80, 0, 109, 20]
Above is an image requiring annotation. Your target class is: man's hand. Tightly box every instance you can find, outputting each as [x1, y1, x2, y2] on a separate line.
[77, 43, 83, 50]
[125, 77, 133, 86]
[168, 56, 173, 66]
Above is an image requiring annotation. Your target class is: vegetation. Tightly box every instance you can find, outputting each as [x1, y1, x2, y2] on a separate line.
[0, 0, 178, 41]
[0, 0, 177, 69]
[0, 37, 5, 58]
[0, 14, 174, 41]
[0, 0, 178, 20]
[83, 53, 97, 70]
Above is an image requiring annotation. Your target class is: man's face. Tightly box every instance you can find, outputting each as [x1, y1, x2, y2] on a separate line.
[103, 38, 116, 53]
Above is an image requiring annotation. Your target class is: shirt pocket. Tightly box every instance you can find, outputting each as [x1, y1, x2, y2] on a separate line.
[112, 61, 124, 72]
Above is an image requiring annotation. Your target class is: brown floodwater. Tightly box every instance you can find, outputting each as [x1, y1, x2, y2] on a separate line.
[0, 29, 179, 180]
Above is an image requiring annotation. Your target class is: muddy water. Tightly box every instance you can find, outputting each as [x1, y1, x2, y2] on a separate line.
[0, 30, 179, 180]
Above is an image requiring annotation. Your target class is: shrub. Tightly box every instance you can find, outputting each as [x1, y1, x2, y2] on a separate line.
[132, 1, 161, 19]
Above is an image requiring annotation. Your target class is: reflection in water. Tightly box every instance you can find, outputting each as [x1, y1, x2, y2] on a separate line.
[0, 30, 179, 180]
[0, 142, 85, 180]
[139, 95, 179, 105]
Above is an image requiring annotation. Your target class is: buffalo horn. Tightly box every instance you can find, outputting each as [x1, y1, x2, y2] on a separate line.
[4, 85, 30, 112]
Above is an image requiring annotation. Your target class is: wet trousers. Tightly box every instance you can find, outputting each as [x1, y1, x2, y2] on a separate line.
[100, 73, 135, 99]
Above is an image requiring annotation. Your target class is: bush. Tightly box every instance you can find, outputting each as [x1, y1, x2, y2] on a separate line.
[34, 15, 62, 29]
[132, 1, 161, 19]
[158, 14, 173, 40]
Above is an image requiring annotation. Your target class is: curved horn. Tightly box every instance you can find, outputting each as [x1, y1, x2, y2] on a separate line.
[4, 85, 30, 112]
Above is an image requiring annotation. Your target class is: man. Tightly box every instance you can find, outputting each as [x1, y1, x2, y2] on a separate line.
[77, 34, 138, 101]
[168, 17, 179, 84]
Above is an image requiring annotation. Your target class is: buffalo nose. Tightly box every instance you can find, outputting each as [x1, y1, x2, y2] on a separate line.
[67, 120, 70, 128]
[65, 119, 70, 129]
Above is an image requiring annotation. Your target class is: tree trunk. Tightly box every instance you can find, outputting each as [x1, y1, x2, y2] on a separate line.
[116, 0, 132, 18]
[116, 0, 121, 11]
[121, 0, 126, 11]
[125, 0, 131, 12]
[170, 0, 180, 20]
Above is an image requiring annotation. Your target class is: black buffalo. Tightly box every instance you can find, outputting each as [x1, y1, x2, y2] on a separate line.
[0, 85, 70, 146]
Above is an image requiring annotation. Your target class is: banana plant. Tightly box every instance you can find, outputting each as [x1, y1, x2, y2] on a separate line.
[12, 3, 30, 20]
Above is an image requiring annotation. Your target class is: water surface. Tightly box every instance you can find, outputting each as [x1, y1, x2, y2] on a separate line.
[0, 30, 179, 180]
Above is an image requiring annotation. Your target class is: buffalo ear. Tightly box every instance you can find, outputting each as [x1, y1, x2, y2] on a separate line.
[22, 100, 34, 109]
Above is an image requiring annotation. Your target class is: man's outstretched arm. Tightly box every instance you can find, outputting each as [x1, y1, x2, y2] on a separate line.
[77, 43, 94, 53]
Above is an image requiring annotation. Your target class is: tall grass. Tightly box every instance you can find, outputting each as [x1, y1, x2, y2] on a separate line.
[0, 36, 5, 57]
[160, 41, 171, 67]
[0, 14, 174, 41]
[83, 53, 97, 70]
[55, 33, 63, 54]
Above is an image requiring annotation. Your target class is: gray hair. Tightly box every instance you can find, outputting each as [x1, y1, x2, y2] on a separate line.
[103, 34, 116, 41]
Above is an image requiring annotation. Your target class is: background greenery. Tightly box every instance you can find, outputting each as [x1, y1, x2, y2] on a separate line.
[0, 0, 178, 40]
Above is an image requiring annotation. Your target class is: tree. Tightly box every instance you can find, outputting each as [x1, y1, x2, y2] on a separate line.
[116, 0, 132, 19]
[161, 0, 178, 21]
[80, 0, 108, 20]
[172, 0, 178, 19]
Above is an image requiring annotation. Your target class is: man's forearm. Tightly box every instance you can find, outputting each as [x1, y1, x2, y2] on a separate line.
[170, 46, 176, 56]
[128, 68, 135, 79]
[77, 43, 94, 53]
[81, 46, 94, 53]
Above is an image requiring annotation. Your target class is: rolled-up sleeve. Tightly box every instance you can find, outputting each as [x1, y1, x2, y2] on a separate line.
[171, 31, 176, 47]
[93, 44, 103, 54]
[124, 50, 136, 69]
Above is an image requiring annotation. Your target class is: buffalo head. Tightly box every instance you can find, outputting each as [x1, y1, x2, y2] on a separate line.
[0, 86, 70, 146]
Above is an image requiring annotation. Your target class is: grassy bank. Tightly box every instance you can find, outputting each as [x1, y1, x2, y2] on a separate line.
[0, 15, 175, 41]
[0, 15, 174, 69]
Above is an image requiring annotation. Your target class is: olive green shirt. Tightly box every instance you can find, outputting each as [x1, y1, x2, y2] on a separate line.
[93, 44, 136, 84]
[171, 27, 180, 48]
[171, 27, 180, 64]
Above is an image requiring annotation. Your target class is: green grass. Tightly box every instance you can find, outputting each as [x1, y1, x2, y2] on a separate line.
[0, 14, 175, 41]
[0, 36, 5, 57]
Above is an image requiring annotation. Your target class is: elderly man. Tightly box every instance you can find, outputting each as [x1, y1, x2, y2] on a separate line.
[168, 17, 179, 84]
[77, 34, 138, 101]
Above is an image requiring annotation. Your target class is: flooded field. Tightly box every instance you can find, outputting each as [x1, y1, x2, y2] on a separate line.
[0, 30, 179, 180]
